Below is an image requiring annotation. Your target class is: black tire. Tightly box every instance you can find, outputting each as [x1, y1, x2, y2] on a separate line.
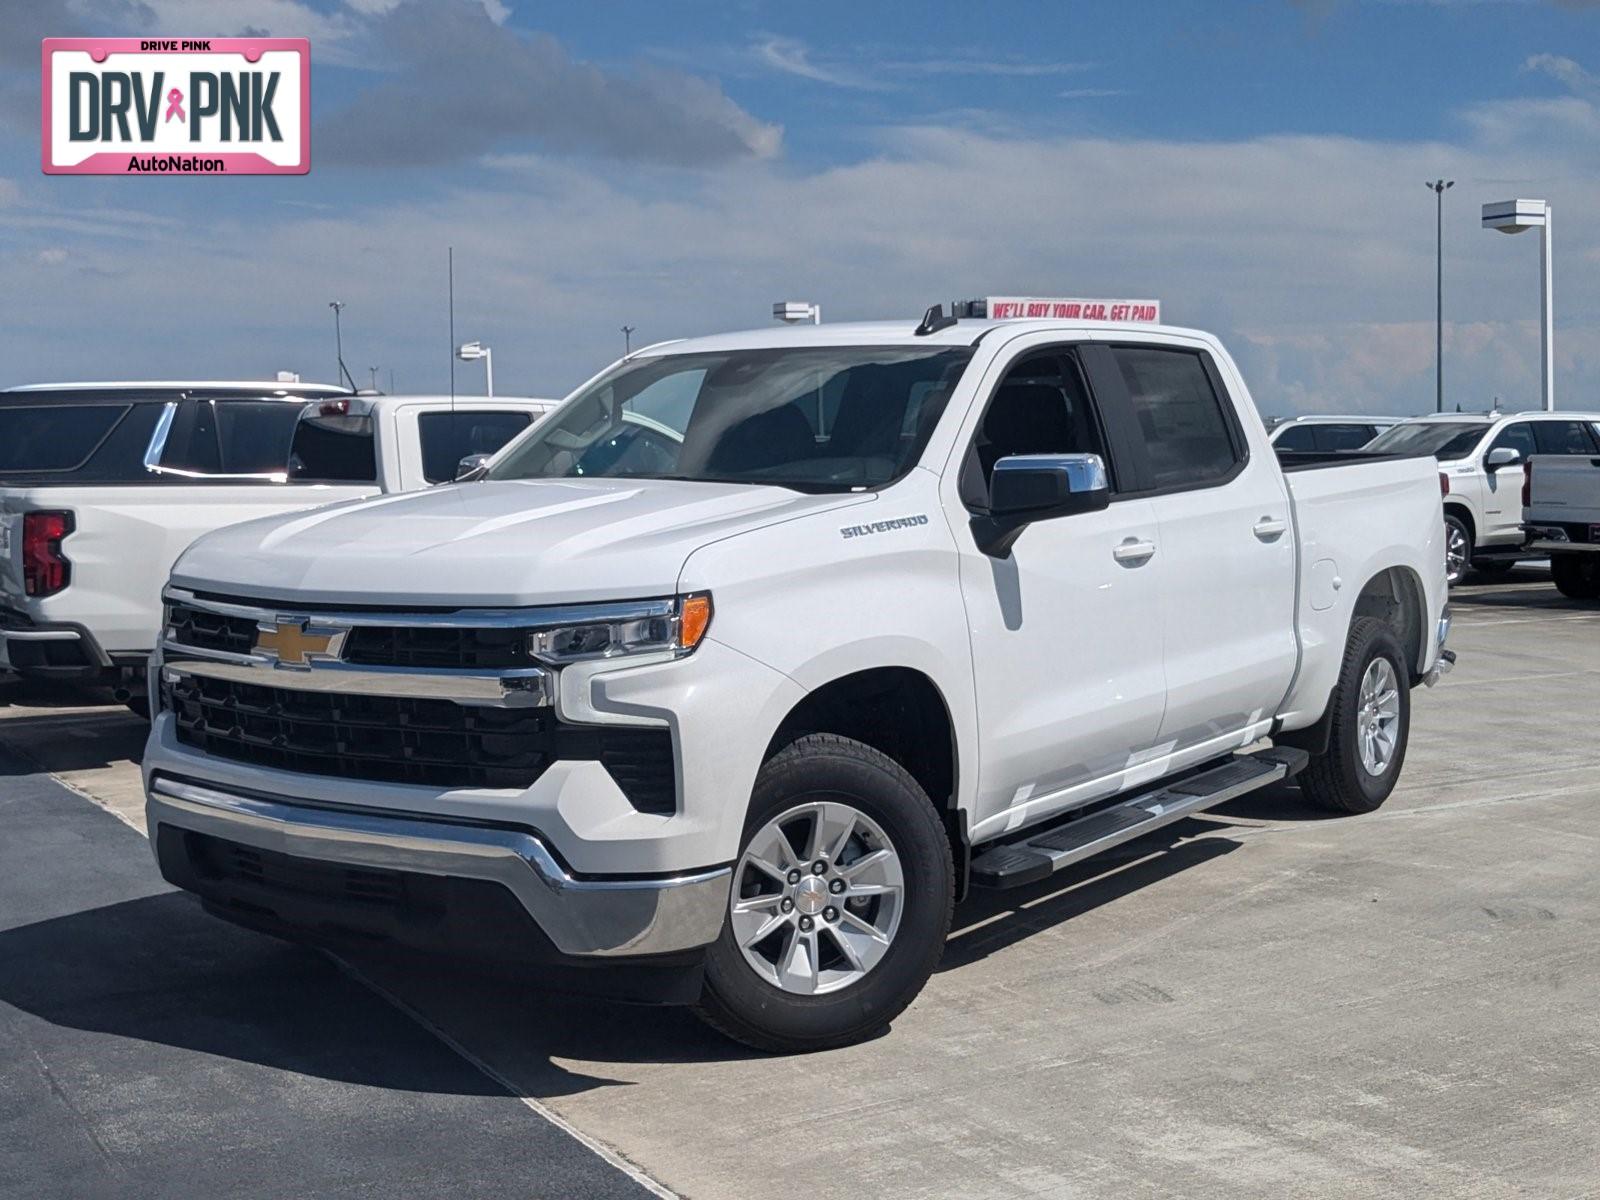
[1443, 513, 1471, 587]
[1551, 554, 1600, 601]
[694, 733, 954, 1053]
[1299, 617, 1411, 815]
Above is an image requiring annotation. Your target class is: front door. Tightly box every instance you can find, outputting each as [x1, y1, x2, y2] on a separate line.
[948, 342, 1168, 841]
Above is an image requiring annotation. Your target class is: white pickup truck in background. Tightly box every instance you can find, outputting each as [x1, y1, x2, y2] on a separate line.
[1523, 454, 1600, 599]
[0, 383, 554, 707]
[142, 307, 1451, 1052]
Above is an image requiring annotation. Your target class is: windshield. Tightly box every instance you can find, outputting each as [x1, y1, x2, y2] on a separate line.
[485, 346, 974, 492]
[1366, 421, 1486, 460]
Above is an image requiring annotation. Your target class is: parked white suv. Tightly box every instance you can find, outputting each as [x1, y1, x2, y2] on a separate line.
[1268, 414, 1402, 452]
[1367, 411, 1600, 585]
[0, 384, 554, 706]
[142, 311, 1450, 1052]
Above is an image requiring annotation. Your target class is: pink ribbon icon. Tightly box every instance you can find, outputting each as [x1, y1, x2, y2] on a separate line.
[164, 88, 185, 123]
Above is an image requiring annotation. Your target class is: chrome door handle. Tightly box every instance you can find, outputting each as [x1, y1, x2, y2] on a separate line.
[1113, 537, 1157, 565]
[1253, 516, 1288, 541]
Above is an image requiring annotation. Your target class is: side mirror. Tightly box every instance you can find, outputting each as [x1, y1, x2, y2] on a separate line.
[455, 452, 492, 482]
[972, 453, 1110, 557]
[1486, 447, 1522, 469]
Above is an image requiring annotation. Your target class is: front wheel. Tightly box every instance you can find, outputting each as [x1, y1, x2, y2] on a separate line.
[694, 734, 954, 1053]
[1299, 617, 1411, 815]
[1551, 554, 1600, 600]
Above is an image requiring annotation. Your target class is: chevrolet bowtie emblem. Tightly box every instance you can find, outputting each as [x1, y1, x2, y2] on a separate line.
[254, 620, 348, 668]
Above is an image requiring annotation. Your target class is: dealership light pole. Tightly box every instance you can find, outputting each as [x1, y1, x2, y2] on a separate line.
[1482, 199, 1554, 410]
[1426, 180, 1453, 413]
[621, 325, 636, 355]
[328, 300, 354, 390]
[456, 340, 493, 397]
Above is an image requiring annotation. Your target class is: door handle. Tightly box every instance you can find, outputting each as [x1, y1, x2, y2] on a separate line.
[1113, 537, 1157, 565]
[1253, 516, 1288, 541]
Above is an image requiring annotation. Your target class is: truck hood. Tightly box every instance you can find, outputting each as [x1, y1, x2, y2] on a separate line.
[171, 477, 869, 606]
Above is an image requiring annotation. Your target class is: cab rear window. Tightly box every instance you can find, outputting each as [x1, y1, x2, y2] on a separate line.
[0, 405, 128, 471]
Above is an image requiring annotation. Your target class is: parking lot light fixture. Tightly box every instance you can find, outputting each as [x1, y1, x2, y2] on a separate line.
[1481, 199, 1554, 411]
[455, 340, 493, 397]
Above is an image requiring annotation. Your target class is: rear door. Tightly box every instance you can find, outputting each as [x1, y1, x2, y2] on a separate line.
[1086, 340, 1297, 759]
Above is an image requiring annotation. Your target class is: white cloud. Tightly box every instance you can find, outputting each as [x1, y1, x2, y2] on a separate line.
[750, 36, 891, 90]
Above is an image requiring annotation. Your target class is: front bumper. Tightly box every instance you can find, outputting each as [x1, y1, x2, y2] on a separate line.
[146, 774, 732, 959]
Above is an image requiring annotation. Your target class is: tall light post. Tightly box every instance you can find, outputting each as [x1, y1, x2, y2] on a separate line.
[1482, 199, 1554, 411]
[456, 340, 493, 397]
[621, 325, 636, 355]
[1426, 180, 1453, 413]
[328, 300, 353, 389]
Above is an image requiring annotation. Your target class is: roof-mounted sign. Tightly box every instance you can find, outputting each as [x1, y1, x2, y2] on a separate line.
[42, 38, 309, 175]
[983, 297, 1160, 323]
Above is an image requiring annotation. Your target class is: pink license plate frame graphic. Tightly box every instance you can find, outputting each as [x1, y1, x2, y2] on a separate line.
[42, 38, 310, 175]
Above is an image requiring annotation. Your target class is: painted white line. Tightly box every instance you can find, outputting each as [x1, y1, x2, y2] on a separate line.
[333, 957, 681, 1200]
[1453, 612, 1600, 627]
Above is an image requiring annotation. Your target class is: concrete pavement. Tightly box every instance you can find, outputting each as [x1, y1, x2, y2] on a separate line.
[3, 569, 1599, 1198]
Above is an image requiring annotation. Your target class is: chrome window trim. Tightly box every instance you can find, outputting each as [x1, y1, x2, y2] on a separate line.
[141, 401, 178, 472]
[164, 586, 677, 631]
[146, 775, 730, 957]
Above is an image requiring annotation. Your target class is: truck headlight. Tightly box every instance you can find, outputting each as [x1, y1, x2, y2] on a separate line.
[528, 593, 712, 664]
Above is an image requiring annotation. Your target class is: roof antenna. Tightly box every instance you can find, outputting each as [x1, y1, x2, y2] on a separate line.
[914, 303, 958, 337]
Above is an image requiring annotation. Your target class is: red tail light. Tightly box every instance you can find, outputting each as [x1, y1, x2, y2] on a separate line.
[1522, 460, 1532, 508]
[1439, 472, 1450, 498]
[22, 511, 73, 597]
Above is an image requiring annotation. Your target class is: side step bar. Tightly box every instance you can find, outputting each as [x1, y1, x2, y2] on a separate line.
[969, 747, 1309, 890]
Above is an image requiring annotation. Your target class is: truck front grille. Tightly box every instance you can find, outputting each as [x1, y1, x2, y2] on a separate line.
[165, 673, 676, 810]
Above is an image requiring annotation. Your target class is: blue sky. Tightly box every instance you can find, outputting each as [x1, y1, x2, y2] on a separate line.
[2, 0, 1598, 416]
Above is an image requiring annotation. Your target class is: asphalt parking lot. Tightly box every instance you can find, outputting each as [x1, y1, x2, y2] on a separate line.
[4, 567, 1599, 1200]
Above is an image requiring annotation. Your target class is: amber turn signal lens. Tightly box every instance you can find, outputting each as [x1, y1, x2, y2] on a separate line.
[680, 593, 713, 650]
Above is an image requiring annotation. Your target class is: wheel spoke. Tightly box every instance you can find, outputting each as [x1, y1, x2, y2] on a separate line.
[743, 821, 798, 882]
[777, 928, 819, 995]
[807, 802, 857, 865]
[731, 898, 788, 950]
[838, 847, 892, 883]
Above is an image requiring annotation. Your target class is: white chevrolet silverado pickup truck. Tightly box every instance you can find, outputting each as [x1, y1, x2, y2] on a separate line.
[1523, 454, 1600, 599]
[0, 384, 552, 706]
[141, 309, 1452, 1052]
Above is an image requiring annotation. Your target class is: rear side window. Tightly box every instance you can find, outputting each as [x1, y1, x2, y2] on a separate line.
[1112, 347, 1240, 489]
[0, 405, 128, 471]
[1317, 424, 1378, 451]
[418, 410, 535, 484]
[1532, 421, 1599, 455]
[1272, 424, 1317, 451]
[159, 399, 302, 475]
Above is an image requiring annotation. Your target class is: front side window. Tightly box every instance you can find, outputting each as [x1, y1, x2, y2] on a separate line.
[1487, 423, 1537, 461]
[419, 410, 534, 483]
[1112, 347, 1239, 489]
[486, 346, 973, 493]
[964, 350, 1110, 504]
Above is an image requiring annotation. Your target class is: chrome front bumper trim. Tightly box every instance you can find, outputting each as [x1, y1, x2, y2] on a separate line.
[146, 776, 730, 957]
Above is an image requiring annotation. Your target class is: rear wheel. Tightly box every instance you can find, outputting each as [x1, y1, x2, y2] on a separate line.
[1443, 514, 1471, 586]
[1551, 554, 1600, 600]
[694, 734, 953, 1053]
[1299, 617, 1411, 815]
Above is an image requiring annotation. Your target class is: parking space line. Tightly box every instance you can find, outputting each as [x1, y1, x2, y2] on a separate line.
[334, 957, 681, 1200]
